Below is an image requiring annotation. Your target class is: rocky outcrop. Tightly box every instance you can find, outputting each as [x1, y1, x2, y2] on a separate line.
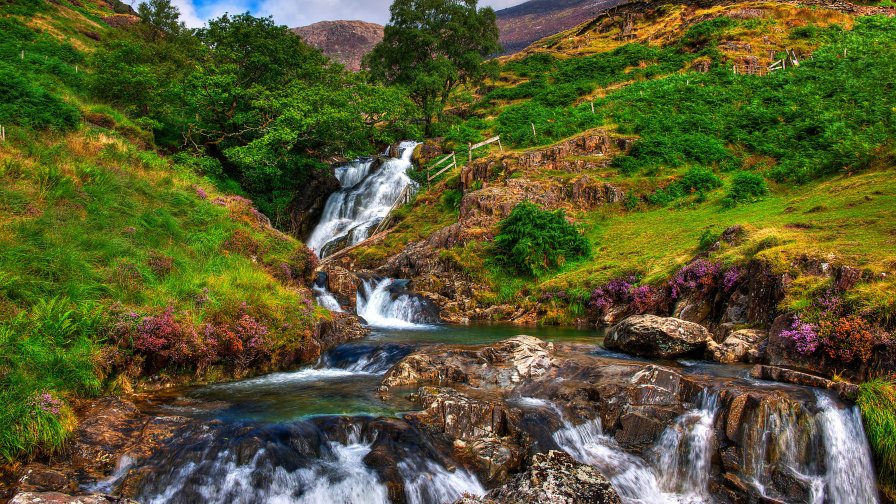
[708, 329, 767, 364]
[317, 265, 361, 308]
[287, 168, 340, 239]
[606, 315, 712, 359]
[10, 493, 138, 504]
[496, 0, 632, 54]
[307, 312, 369, 360]
[291, 21, 384, 71]
[455, 451, 621, 504]
[750, 365, 859, 401]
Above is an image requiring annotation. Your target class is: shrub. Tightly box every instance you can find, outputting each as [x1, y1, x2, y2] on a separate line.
[493, 202, 590, 276]
[817, 315, 881, 363]
[723, 171, 768, 207]
[858, 380, 896, 497]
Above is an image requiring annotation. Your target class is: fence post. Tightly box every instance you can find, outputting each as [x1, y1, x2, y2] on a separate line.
[1, 125, 5, 142]
[591, 102, 595, 114]
[21, 50, 24, 60]
[468, 143, 472, 163]
[497, 137, 503, 153]
[531, 123, 536, 140]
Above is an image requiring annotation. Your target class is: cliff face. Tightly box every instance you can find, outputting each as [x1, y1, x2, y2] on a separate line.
[292, 20, 384, 71]
[495, 0, 630, 54]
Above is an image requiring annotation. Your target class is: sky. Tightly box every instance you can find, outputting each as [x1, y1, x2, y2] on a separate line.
[161, 0, 528, 28]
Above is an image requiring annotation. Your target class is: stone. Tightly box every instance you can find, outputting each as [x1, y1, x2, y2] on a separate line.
[606, 315, 712, 359]
[15, 465, 76, 494]
[709, 329, 768, 364]
[10, 493, 138, 504]
[749, 365, 859, 401]
[287, 169, 340, 239]
[456, 451, 622, 504]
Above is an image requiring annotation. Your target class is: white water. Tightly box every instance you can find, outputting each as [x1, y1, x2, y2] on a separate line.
[307, 141, 419, 258]
[400, 459, 486, 504]
[816, 394, 879, 504]
[313, 284, 343, 312]
[357, 278, 434, 329]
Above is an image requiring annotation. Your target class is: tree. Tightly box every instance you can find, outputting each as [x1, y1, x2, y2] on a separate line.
[364, 0, 500, 135]
[137, 0, 185, 41]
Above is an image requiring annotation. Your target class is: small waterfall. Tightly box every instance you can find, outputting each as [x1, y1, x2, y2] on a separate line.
[318, 343, 413, 375]
[312, 272, 343, 312]
[816, 394, 879, 504]
[651, 392, 720, 501]
[356, 278, 436, 329]
[308, 141, 419, 258]
[400, 458, 486, 504]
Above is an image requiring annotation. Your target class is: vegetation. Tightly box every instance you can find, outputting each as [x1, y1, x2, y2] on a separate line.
[858, 380, 896, 499]
[365, 0, 501, 134]
[493, 202, 590, 277]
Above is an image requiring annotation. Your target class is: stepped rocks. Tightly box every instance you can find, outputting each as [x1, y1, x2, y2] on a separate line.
[606, 315, 712, 359]
[456, 451, 622, 504]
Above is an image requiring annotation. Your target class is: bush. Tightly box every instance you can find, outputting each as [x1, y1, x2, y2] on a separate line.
[493, 202, 590, 276]
[0, 64, 80, 131]
[723, 171, 768, 207]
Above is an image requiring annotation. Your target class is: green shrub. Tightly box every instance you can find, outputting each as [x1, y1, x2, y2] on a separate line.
[723, 171, 768, 207]
[0, 64, 80, 131]
[493, 202, 591, 276]
[858, 380, 896, 497]
[440, 189, 463, 213]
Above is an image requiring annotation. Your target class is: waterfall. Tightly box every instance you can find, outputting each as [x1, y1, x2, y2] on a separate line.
[400, 458, 486, 504]
[356, 278, 436, 329]
[308, 141, 419, 258]
[312, 272, 343, 312]
[318, 343, 412, 375]
[816, 394, 879, 504]
[651, 392, 720, 501]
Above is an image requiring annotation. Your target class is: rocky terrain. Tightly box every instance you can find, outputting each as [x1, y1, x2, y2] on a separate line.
[292, 20, 385, 71]
[495, 0, 630, 54]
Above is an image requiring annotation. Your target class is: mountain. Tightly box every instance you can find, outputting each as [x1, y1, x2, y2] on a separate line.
[495, 0, 629, 54]
[292, 20, 384, 71]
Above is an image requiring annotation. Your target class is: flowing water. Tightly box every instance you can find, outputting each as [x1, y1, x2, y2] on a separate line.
[99, 144, 881, 503]
[307, 141, 419, 258]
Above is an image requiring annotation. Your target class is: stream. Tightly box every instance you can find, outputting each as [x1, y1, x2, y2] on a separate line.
[92, 145, 881, 504]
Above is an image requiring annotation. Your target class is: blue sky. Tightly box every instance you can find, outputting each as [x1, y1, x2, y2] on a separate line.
[168, 0, 527, 28]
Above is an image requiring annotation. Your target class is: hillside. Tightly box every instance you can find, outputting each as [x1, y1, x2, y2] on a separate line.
[0, 0, 364, 466]
[292, 20, 384, 71]
[495, 0, 629, 54]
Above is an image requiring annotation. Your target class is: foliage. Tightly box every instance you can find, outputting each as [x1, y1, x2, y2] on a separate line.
[858, 380, 896, 497]
[723, 171, 768, 207]
[649, 167, 723, 206]
[365, 0, 501, 134]
[0, 64, 80, 131]
[493, 202, 590, 276]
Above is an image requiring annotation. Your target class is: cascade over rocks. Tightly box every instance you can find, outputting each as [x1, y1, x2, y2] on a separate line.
[10, 493, 139, 504]
[454, 451, 622, 504]
[287, 169, 341, 239]
[605, 315, 712, 359]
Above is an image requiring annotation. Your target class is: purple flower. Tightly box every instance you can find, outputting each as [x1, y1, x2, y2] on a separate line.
[194, 185, 208, 200]
[781, 317, 820, 355]
[32, 392, 63, 416]
[669, 260, 722, 299]
[723, 267, 742, 292]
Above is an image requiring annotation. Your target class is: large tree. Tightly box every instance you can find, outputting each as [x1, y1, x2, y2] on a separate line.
[364, 0, 501, 135]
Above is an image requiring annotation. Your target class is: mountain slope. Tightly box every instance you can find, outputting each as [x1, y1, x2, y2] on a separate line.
[496, 0, 629, 54]
[292, 20, 384, 71]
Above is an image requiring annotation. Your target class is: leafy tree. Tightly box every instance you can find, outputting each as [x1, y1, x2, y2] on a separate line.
[494, 202, 590, 277]
[137, 0, 186, 41]
[365, 0, 501, 134]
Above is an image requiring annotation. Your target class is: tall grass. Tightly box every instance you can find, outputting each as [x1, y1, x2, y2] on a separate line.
[858, 380, 896, 499]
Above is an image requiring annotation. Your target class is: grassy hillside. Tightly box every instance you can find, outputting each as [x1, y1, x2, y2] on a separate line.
[0, 0, 325, 462]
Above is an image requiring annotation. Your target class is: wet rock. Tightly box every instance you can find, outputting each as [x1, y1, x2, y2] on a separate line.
[708, 329, 768, 364]
[306, 312, 369, 361]
[455, 451, 621, 504]
[412, 387, 515, 441]
[287, 169, 341, 239]
[10, 493, 138, 504]
[605, 315, 711, 359]
[317, 265, 360, 308]
[749, 365, 859, 401]
[14, 465, 77, 494]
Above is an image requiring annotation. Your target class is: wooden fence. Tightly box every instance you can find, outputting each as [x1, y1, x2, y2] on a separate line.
[468, 135, 503, 162]
[370, 184, 414, 236]
[0, 125, 5, 143]
[427, 152, 457, 183]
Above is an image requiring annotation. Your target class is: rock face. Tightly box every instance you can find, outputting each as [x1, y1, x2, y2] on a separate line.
[708, 329, 768, 364]
[287, 168, 341, 239]
[10, 493, 138, 504]
[292, 21, 384, 71]
[606, 315, 712, 359]
[456, 451, 621, 504]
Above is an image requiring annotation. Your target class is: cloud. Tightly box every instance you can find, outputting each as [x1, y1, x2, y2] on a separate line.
[160, 0, 528, 28]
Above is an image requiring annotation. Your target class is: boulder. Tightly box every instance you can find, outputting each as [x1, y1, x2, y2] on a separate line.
[605, 315, 712, 359]
[708, 329, 768, 364]
[455, 451, 622, 504]
[10, 493, 138, 504]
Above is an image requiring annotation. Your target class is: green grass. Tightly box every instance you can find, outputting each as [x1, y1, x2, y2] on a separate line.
[858, 380, 896, 500]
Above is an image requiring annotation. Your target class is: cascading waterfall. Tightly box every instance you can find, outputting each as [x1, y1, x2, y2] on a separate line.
[816, 394, 879, 504]
[356, 278, 435, 329]
[651, 392, 720, 502]
[400, 459, 486, 504]
[307, 141, 419, 258]
[312, 272, 343, 312]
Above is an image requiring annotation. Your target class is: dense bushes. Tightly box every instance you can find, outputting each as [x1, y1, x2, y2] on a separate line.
[493, 202, 590, 276]
[0, 65, 80, 131]
[723, 171, 768, 207]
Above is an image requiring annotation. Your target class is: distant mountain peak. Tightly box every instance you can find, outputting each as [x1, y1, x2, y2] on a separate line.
[292, 20, 384, 71]
[496, 0, 630, 54]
